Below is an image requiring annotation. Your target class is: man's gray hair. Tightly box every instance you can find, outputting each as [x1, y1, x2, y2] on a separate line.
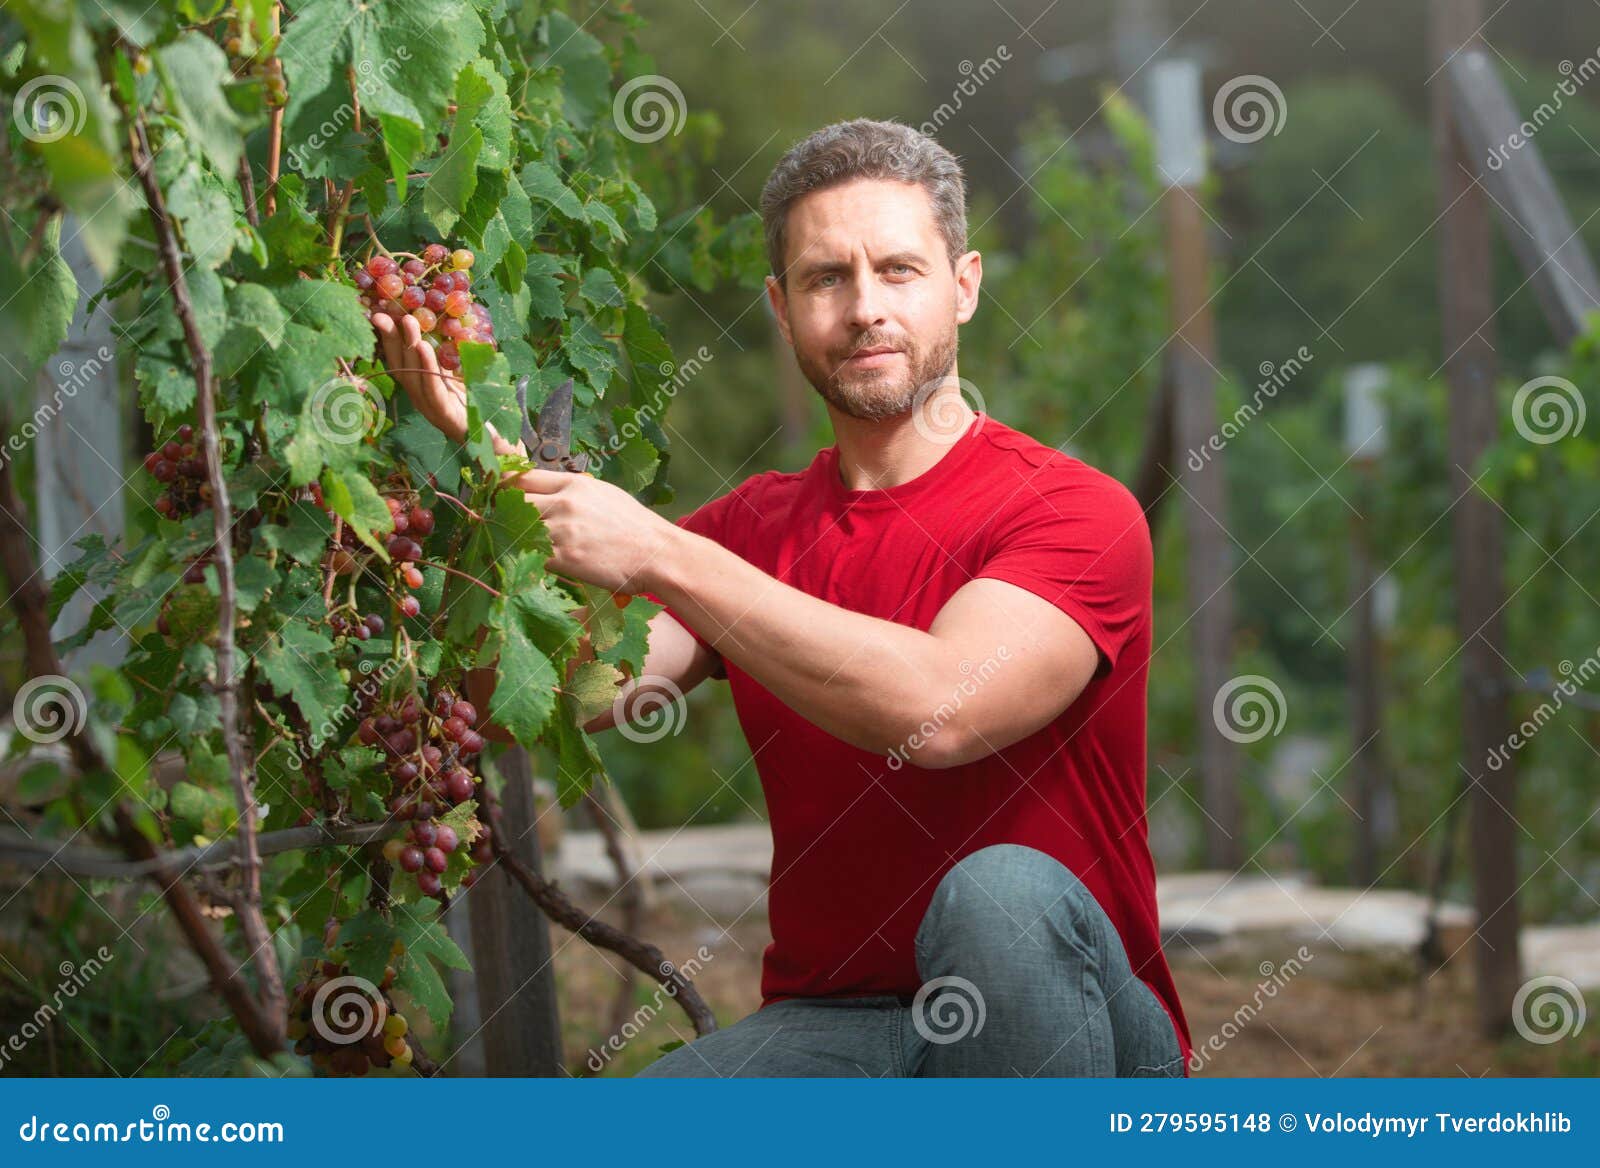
[759, 118, 968, 284]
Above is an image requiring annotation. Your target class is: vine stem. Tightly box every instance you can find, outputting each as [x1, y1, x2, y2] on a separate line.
[416, 557, 501, 598]
[237, 156, 259, 228]
[0, 450, 286, 1059]
[327, 181, 355, 255]
[129, 109, 286, 1048]
[476, 783, 718, 1037]
[428, 488, 484, 522]
[263, 5, 283, 215]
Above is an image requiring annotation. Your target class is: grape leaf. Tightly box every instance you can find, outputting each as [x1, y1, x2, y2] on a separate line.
[424, 127, 480, 236]
[259, 621, 347, 749]
[524, 251, 567, 322]
[281, 0, 484, 187]
[567, 659, 623, 723]
[520, 160, 585, 222]
[320, 467, 392, 557]
[486, 596, 560, 746]
[540, 10, 609, 130]
[548, 692, 604, 808]
[596, 593, 660, 679]
[155, 33, 247, 180]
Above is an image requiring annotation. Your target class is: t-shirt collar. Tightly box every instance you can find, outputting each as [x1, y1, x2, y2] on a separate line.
[816, 411, 987, 509]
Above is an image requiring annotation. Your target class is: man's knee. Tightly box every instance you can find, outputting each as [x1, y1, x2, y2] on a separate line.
[915, 843, 1099, 967]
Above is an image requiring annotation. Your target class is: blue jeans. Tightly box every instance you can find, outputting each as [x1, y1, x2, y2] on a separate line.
[637, 843, 1186, 1077]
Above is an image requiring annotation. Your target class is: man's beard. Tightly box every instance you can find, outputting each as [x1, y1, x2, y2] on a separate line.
[794, 321, 959, 422]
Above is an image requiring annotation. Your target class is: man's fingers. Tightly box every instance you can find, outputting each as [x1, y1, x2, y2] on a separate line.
[513, 467, 575, 494]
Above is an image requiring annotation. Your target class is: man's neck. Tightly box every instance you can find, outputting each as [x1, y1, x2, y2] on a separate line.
[827, 386, 976, 492]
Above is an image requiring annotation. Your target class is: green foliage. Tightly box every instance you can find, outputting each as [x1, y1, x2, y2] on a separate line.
[1, 0, 760, 1071]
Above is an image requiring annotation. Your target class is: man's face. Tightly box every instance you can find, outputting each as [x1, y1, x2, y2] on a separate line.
[767, 179, 981, 422]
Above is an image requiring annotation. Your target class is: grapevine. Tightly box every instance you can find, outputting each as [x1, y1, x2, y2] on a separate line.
[0, 0, 762, 1073]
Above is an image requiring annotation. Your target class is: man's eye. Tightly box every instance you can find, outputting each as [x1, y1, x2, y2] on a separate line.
[889, 264, 912, 275]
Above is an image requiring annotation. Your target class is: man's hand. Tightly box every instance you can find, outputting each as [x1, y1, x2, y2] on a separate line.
[511, 468, 681, 595]
[372, 312, 523, 456]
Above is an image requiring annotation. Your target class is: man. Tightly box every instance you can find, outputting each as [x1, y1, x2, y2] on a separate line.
[375, 117, 1191, 1078]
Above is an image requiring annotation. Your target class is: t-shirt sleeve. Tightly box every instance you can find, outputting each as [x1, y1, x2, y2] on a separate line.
[972, 469, 1152, 676]
[637, 491, 743, 680]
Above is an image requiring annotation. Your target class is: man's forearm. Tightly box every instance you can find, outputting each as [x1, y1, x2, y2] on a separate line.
[648, 526, 953, 761]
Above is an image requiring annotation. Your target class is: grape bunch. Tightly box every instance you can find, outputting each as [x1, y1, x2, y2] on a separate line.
[287, 953, 416, 1076]
[352, 245, 494, 372]
[223, 23, 286, 108]
[308, 481, 434, 622]
[365, 687, 487, 900]
[144, 424, 211, 519]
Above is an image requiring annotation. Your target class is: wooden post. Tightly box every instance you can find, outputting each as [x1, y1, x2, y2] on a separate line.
[1343, 365, 1390, 887]
[1429, 0, 1522, 1037]
[1151, 58, 1243, 868]
[34, 216, 125, 672]
[465, 745, 565, 1074]
[1444, 50, 1600, 344]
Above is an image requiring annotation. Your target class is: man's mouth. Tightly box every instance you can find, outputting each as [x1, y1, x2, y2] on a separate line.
[844, 346, 902, 366]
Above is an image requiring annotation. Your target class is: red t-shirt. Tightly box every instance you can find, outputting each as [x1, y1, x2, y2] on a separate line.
[641, 412, 1191, 1071]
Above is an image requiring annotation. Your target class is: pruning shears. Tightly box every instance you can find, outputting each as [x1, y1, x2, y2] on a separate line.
[514, 373, 631, 607]
[514, 373, 589, 474]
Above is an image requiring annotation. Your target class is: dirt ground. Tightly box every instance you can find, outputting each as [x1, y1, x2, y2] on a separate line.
[553, 897, 1600, 1078]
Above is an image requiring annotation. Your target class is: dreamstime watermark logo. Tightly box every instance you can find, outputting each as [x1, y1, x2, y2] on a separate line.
[1512, 974, 1587, 1044]
[12, 674, 88, 745]
[911, 975, 986, 1045]
[587, 346, 714, 476]
[1486, 648, 1600, 772]
[310, 975, 383, 1046]
[912, 375, 985, 446]
[886, 648, 1012, 770]
[285, 46, 413, 172]
[614, 676, 689, 744]
[308, 376, 379, 446]
[1486, 49, 1600, 171]
[1186, 947, 1314, 1075]
[1212, 75, 1287, 144]
[1212, 674, 1288, 744]
[1186, 346, 1313, 471]
[586, 946, 714, 1072]
[13, 75, 88, 143]
[1512, 375, 1585, 444]
[0, 948, 114, 1072]
[612, 75, 686, 143]
[16, 1106, 284, 1144]
[285, 656, 405, 771]
[919, 45, 1012, 137]
[1, 346, 115, 471]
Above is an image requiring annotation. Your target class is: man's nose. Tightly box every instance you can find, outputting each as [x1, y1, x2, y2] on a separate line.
[845, 274, 887, 331]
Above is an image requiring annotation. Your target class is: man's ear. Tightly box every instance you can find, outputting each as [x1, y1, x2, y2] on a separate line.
[954, 249, 982, 326]
[765, 274, 793, 346]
